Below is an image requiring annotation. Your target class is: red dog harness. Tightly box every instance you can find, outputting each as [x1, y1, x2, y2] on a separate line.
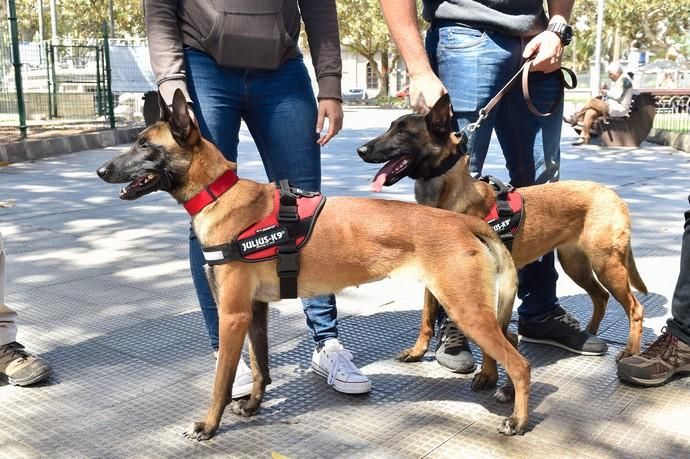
[480, 176, 524, 251]
[183, 172, 325, 299]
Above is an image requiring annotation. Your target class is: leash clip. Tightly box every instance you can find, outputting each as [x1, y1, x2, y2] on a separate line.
[466, 108, 488, 133]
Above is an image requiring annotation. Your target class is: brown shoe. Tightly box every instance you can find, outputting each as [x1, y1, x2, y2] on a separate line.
[0, 342, 52, 386]
[617, 329, 690, 386]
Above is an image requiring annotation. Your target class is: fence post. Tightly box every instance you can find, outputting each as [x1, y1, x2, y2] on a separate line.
[7, 0, 27, 139]
[44, 42, 53, 119]
[95, 45, 103, 115]
[102, 22, 115, 129]
[48, 42, 57, 118]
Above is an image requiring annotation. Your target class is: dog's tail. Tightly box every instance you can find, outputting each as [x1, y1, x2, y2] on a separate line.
[472, 222, 518, 330]
[626, 244, 648, 294]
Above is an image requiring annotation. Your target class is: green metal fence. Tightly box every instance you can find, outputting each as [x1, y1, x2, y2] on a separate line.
[0, 9, 154, 143]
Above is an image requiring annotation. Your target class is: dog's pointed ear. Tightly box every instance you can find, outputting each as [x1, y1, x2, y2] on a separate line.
[413, 92, 431, 115]
[169, 89, 199, 146]
[425, 93, 452, 138]
[158, 92, 171, 123]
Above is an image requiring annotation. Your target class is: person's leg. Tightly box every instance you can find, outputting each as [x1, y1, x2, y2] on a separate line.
[667, 206, 690, 344]
[243, 56, 370, 394]
[494, 59, 607, 356]
[578, 108, 600, 145]
[184, 48, 244, 353]
[427, 24, 513, 373]
[0, 233, 17, 346]
[0, 233, 51, 386]
[618, 202, 690, 385]
[184, 48, 254, 398]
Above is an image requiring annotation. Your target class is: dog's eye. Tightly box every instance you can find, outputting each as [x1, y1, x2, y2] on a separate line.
[397, 129, 406, 136]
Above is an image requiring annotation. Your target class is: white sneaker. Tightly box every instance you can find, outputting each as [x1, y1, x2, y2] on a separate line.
[214, 351, 253, 399]
[311, 338, 372, 394]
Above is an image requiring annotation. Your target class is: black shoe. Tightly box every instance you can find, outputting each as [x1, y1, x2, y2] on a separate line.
[435, 318, 476, 373]
[518, 305, 608, 355]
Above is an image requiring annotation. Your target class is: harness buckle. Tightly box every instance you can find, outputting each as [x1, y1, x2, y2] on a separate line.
[277, 245, 299, 277]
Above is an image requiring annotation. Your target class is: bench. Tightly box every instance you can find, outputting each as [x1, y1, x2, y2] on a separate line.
[573, 91, 656, 147]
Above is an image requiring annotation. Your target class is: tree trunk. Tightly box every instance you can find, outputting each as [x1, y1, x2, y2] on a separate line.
[377, 51, 390, 98]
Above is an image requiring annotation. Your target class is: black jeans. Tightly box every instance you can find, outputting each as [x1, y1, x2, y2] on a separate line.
[667, 205, 690, 345]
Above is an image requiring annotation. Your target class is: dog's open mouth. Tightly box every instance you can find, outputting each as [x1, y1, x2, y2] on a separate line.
[371, 155, 412, 192]
[119, 172, 162, 200]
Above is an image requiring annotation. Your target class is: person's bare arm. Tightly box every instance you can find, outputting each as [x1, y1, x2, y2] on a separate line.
[379, 0, 446, 110]
[522, 0, 575, 73]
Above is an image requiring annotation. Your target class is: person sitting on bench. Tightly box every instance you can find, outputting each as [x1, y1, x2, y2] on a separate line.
[566, 62, 634, 145]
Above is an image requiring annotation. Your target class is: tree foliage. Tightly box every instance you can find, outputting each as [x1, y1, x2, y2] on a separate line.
[336, 0, 424, 97]
[6, 0, 144, 41]
[569, 0, 690, 70]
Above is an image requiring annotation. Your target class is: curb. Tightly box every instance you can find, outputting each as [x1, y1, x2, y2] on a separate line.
[647, 128, 690, 153]
[0, 126, 142, 164]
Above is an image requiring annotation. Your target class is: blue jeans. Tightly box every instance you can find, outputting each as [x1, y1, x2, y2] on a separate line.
[184, 48, 338, 351]
[427, 22, 561, 320]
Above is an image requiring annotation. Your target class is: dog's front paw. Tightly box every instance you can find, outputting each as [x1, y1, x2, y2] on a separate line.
[230, 398, 260, 417]
[493, 384, 515, 403]
[183, 421, 217, 442]
[396, 347, 425, 362]
[616, 348, 634, 362]
[497, 416, 527, 436]
[471, 371, 498, 391]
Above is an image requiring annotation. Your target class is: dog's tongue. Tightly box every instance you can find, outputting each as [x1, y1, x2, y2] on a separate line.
[371, 173, 387, 192]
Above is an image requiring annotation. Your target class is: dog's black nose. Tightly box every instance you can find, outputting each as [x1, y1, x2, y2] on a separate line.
[96, 166, 109, 179]
[357, 145, 370, 157]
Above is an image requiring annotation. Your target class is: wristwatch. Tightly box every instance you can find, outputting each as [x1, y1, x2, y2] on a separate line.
[547, 22, 573, 46]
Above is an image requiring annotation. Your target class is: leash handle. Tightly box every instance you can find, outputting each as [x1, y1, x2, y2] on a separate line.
[467, 58, 577, 131]
[521, 60, 577, 117]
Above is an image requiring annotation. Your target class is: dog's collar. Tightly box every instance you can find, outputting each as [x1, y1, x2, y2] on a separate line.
[183, 169, 239, 215]
[424, 133, 468, 179]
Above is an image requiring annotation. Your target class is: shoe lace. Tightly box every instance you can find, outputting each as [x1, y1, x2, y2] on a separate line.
[325, 343, 361, 386]
[559, 312, 583, 331]
[440, 319, 467, 348]
[641, 328, 679, 364]
[0, 342, 30, 363]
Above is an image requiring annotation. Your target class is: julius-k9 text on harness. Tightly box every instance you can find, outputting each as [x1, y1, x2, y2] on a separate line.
[480, 176, 524, 251]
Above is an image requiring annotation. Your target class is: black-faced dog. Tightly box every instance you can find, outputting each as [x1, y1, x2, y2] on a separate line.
[358, 94, 647, 362]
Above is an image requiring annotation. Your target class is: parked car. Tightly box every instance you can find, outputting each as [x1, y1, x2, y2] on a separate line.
[342, 88, 368, 102]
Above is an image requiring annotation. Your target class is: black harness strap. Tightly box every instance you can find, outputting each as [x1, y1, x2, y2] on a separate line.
[276, 180, 300, 299]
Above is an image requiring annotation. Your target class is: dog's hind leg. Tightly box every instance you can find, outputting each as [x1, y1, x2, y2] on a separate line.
[557, 245, 610, 335]
[591, 254, 644, 359]
[397, 288, 439, 362]
[185, 268, 254, 442]
[231, 300, 271, 417]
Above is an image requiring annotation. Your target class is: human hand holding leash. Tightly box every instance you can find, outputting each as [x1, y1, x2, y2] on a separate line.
[522, 30, 564, 73]
[316, 98, 343, 145]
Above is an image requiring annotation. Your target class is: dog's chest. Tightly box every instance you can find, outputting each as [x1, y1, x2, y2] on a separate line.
[414, 178, 443, 207]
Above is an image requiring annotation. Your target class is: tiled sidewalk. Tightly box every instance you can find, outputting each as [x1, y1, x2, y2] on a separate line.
[1, 108, 689, 458]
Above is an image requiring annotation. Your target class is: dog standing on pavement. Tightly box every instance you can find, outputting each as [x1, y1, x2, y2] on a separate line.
[358, 94, 647, 361]
[96, 89, 530, 440]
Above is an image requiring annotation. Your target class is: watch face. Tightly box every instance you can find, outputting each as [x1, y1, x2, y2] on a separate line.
[563, 26, 573, 43]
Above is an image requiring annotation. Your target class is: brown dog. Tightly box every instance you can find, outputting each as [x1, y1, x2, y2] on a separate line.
[357, 94, 647, 362]
[96, 90, 530, 440]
